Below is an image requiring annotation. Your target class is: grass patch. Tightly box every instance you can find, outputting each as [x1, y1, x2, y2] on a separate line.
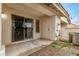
[63, 43, 69, 47]
[50, 39, 69, 48]
[59, 39, 68, 43]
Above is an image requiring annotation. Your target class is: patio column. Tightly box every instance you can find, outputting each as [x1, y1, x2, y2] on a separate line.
[0, 3, 2, 48]
[0, 3, 5, 56]
[55, 16, 61, 40]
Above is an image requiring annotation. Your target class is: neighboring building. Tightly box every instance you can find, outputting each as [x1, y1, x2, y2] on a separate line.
[61, 23, 79, 41]
[0, 3, 70, 56]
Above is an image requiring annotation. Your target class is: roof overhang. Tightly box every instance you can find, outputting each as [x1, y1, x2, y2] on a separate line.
[61, 17, 69, 24]
[52, 3, 71, 24]
[43, 3, 71, 24]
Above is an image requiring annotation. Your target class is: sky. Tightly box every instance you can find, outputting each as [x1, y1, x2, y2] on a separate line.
[62, 3, 79, 25]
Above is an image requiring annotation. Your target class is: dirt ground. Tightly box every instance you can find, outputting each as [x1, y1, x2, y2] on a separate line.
[29, 40, 79, 56]
[29, 46, 63, 56]
[29, 46, 79, 56]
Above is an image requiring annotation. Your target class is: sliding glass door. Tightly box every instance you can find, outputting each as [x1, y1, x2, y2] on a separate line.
[25, 18, 33, 39]
[12, 15, 33, 42]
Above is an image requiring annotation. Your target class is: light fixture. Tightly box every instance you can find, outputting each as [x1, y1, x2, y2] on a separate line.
[1, 12, 6, 18]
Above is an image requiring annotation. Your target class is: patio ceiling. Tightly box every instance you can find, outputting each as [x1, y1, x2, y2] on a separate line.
[3, 3, 55, 19]
[23, 3, 55, 16]
[2, 4, 43, 18]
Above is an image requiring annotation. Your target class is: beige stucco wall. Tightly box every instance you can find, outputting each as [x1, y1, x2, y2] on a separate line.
[2, 11, 12, 45]
[40, 16, 55, 40]
[2, 5, 41, 45]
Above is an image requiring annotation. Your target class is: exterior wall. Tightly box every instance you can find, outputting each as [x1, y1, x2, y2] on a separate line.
[2, 5, 41, 45]
[40, 16, 55, 40]
[2, 10, 12, 45]
[40, 15, 61, 40]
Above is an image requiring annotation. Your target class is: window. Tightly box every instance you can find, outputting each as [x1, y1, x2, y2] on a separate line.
[36, 20, 40, 33]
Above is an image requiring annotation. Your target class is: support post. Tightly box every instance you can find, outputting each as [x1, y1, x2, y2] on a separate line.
[0, 3, 2, 48]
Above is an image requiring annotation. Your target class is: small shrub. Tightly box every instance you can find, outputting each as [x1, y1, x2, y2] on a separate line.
[51, 44, 62, 48]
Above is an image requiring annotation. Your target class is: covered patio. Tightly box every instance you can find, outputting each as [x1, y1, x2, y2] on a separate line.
[5, 39, 53, 56]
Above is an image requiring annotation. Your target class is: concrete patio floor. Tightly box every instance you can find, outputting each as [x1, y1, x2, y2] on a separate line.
[5, 39, 53, 56]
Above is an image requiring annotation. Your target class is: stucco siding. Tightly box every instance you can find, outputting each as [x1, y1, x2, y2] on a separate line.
[2, 10, 12, 45]
[40, 16, 55, 40]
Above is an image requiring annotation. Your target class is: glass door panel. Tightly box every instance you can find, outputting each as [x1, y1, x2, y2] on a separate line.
[12, 15, 24, 42]
[25, 19, 33, 39]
